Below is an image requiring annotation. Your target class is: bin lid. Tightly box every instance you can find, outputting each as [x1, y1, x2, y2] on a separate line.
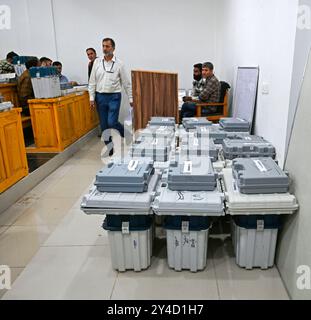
[152, 181, 224, 216]
[81, 173, 160, 211]
[222, 168, 298, 214]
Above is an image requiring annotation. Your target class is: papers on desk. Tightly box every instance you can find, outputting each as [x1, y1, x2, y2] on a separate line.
[0, 101, 14, 112]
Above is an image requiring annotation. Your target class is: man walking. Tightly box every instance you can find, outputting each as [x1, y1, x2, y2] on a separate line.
[88, 38, 133, 156]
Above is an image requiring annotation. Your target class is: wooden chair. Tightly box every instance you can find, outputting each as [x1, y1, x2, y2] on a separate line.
[195, 81, 230, 122]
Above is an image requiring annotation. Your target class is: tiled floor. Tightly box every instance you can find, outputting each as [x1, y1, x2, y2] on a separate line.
[0, 135, 289, 300]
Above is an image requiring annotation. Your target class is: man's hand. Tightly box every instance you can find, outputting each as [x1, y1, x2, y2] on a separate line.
[90, 101, 95, 109]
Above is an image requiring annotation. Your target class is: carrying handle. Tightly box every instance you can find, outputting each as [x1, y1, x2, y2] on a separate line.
[128, 159, 139, 171]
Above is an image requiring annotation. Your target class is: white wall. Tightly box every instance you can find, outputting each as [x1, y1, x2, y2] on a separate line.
[285, 0, 311, 157]
[276, 0, 311, 301]
[50, 0, 217, 88]
[1, 0, 218, 121]
[0, 0, 57, 60]
[215, 0, 298, 167]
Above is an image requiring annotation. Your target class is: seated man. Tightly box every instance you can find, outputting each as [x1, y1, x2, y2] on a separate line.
[52, 61, 77, 86]
[180, 63, 203, 120]
[0, 51, 18, 74]
[17, 57, 39, 116]
[39, 57, 52, 67]
[181, 62, 220, 119]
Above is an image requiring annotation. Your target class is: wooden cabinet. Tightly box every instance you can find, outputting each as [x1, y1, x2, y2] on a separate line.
[0, 83, 20, 107]
[0, 108, 28, 193]
[27, 91, 99, 153]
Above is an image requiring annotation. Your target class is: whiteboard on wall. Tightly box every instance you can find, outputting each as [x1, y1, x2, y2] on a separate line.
[233, 67, 259, 129]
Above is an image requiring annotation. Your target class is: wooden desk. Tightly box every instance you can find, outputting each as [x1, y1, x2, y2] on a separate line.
[0, 83, 20, 107]
[0, 108, 28, 193]
[27, 91, 99, 153]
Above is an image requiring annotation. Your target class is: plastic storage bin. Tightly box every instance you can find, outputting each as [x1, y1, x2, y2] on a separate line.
[29, 67, 61, 99]
[231, 215, 281, 269]
[164, 216, 211, 272]
[103, 216, 153, 271]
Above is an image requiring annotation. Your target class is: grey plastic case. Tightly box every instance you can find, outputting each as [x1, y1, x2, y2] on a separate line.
[149, 117, 176, 127]
[138, 126, 175, 140]
[232, 158, 289, 194]
[222, 135, 276, 160]
[167, 156, 217, 191]
[180, 135, 218, 161]
[152, 181, 224, 216]
[130, 136, 173, 162]
[94, 159, 154, 193]
[182, 117, 212, 130]
[219, 118, 250, 132]
[81, 173, 160, 215]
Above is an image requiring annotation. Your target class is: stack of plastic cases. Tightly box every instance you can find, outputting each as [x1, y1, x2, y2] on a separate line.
[94, 159, 154, 193]
[180, 134, 219, 161]
[167, 156, 217, 191]
[80, 159, 161, 272]
[129, 136, 174, 162]
[148, 117, 176, 128]
[219, 117, 250, 132]
[182, 117, 212, 131]
[222, 134, 276, 160]
[152, 154, 224, 272]
[222, 167, 298, 269]
[232, 158, 289, 194]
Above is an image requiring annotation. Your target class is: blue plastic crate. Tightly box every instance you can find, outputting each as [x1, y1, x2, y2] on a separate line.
[103, 215, 153, 231]
[163, 215, 211, 231]
[233, 215, 281, 229]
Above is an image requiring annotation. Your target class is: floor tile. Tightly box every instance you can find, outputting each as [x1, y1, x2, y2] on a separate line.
[210, 236, 289, 300]
[111, 239, 219, 300]
[0, 226, 52, 267]
[2, 246, 117, 300]
[13, 197, 77, 227]
[43, 209, 108, 247]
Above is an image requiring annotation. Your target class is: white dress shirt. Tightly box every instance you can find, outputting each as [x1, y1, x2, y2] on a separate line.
[88, 55, 133, 103]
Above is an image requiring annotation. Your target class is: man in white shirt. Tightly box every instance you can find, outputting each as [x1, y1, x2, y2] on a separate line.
[89, 38, 133, 156]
